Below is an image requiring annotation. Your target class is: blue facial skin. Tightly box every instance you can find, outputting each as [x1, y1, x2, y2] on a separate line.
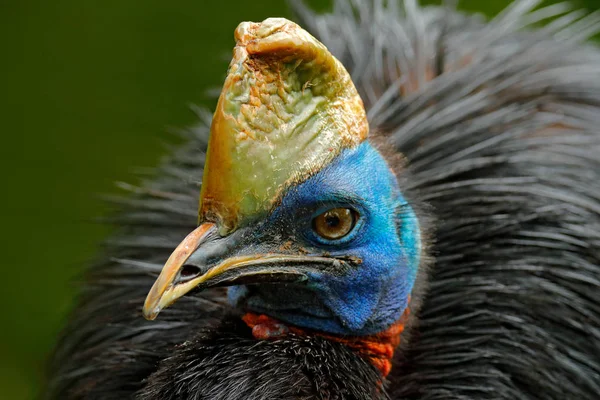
[228, 141, 421, 335]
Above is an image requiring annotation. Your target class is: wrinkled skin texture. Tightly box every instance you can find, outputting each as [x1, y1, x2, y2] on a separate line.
[201, 18, 367, 233]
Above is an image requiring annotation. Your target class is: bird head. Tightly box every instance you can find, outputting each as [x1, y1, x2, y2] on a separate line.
[143, 18, 421, 335]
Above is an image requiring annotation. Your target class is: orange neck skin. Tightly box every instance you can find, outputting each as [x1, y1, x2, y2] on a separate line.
[242, 306, 410, 377]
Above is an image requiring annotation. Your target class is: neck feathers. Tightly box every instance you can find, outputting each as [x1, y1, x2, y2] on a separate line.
[242, 300, 412, 377]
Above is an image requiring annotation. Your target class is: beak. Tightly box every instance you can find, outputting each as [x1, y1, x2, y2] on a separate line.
[143, 222, 217, 320]
[143, 222, 345, 321]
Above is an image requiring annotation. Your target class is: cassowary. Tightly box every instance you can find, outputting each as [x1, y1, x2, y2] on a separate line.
[47, 1, 600, 399]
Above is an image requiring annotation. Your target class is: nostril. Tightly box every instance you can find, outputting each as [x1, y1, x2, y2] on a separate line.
[179, 265, 202, 282]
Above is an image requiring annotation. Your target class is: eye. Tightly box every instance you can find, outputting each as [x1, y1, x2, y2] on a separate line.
[312, 207, 358, 240]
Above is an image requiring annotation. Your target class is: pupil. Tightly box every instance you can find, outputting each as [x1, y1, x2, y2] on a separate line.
[325, 214, 340, 228]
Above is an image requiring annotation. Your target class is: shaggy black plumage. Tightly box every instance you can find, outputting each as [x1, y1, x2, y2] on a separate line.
[47, 1, 600, 399]
[139, 316, 384, 400]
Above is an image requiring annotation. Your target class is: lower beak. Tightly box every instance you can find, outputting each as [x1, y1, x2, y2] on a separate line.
[142, 223, 339, 321]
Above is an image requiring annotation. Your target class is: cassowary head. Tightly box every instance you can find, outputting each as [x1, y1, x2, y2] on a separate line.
[45, 2, 600, 398]
[143, 18, 422, 336]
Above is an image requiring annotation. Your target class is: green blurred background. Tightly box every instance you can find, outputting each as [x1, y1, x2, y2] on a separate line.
[1, 0, 598, 398]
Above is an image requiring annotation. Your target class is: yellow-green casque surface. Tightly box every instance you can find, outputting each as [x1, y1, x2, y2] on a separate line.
[2, 0, 598, 398]
[201, 18, 367, 233]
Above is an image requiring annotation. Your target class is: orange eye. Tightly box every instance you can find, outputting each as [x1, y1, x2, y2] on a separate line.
[313, 208, 357, 240]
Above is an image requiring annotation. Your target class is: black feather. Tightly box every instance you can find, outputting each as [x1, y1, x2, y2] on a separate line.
[139, 316, 385, 400]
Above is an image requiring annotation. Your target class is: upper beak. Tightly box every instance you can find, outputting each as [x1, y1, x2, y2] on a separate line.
[142, 222, 343, 321]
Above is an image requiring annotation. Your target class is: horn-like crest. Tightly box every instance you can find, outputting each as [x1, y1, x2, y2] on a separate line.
[200, 18, 368, 234]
